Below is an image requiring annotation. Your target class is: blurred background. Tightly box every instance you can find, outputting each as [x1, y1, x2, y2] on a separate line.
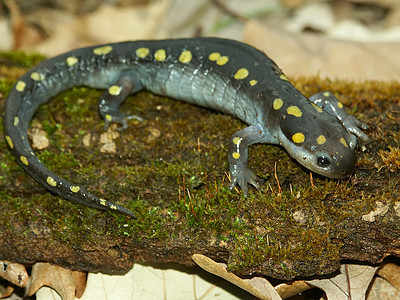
[1, 1, 399, 299]
[1, 0, 400, 81]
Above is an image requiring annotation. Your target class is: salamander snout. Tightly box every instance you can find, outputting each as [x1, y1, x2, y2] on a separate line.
[314, 150, 356, 179]
[279, 127, 357, 179]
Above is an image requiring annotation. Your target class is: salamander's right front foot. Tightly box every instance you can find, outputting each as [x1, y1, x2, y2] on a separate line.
[102, 110, 142, 131]
[228, 124, 268, 196]
[229, 165, 260, 196]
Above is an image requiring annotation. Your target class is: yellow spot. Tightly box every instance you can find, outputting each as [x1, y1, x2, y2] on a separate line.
[154, 49, 167, 61]
[292, 132, 305, 144]
[179, 50, 192, 64]
[232, 137, 242, 145]
[323, 92, 330, 97]
[209, 52, 220, 61]
[312, 103, 323, 113]
[70, 186, 80, 193]
[16, 81, 26, 92]
[232, 152, 240, 159]
[287, 106, 303, 117]
[110, 204, 118, 210]
[337, 102, 343, 109]
[340, 137, 349, 148]
[216, 56, 229, 65]
[234, 68, 249, 80]
[31, 72, 45, 81]
[20, 156, 29, 166]
[93, 45, 113, 55]
[273, 98, 283, 110]
[46, 176, 57, 187]
[109, 85, 122, 96]
[136, 47, 150, 58]
[249, 79, 257, 86]
[5, 136, 13, 149]
[100, 198, 107, 206]
[316, 135, 326, 145]
[105, 114, 113, 121]
[66, 56, 78, 66]
[280, 74, 289, 81]
[13, 116, 19, 127]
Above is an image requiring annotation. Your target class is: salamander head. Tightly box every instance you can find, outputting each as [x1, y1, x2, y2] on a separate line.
[278, 106, 358, 179]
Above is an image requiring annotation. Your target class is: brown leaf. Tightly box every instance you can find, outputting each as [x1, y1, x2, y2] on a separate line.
[306, 264, 378, 300]
[192, 254, 282, 300]
[275, 280, 312, 299]
[377, 262, 400, 290]
[29, 263, 87, 300]
[72, 271, 87, 298]
[0, 285, 15, 298]
[2, 0, 45, 49]
[0, 260, 28, 287]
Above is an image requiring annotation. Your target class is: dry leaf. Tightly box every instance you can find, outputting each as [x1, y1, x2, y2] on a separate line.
[0, 260, 28, 287]
[306, 264, 378, 300]
[3, 0, 45, 48]
[275, 280, 312, 299]
[192, 254, 282, 300]
[29, 263, 87, 300]
[368, 276, 400, 299]
[0, 285, 15, 298]
[377, 262, 400, 290]
[72, 271, 87, 298]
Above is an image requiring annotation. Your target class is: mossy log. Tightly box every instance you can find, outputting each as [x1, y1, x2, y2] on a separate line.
[0, 52, 399, 280]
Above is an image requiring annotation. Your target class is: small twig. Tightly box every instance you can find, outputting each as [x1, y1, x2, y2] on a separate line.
[345, 264, 352, 300]
[309, 171, 315, 188]
[274, 162, 282, 196]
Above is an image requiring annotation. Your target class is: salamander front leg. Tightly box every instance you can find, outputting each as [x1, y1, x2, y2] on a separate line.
[228, 124, 267, 195]
[99, 72, 144, 131]
[309, 91, 370, 146]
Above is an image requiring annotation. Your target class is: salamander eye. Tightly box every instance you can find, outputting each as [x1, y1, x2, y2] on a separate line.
[317, 155, 331, 167]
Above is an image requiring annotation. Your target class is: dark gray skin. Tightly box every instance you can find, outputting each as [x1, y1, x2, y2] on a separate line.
[4, 38, 369, 217]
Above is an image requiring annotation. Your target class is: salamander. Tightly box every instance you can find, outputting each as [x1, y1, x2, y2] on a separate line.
[3, 38, 369, 217]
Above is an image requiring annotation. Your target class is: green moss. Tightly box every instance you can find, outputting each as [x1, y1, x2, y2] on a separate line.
[0, 51, 46, 69]
[378, 146, 400, 172]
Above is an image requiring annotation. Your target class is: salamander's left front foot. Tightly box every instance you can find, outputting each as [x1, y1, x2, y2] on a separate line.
[309, 91, 370, 147]
[341, 114, 370, 143]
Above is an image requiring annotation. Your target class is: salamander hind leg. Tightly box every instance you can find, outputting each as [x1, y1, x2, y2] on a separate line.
[309, 91, 370, 144]
[228, 125, 268, 195]
[99, 71, 144, 131]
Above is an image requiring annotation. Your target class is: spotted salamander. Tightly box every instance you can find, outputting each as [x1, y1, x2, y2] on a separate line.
[4, 38, 369, 217]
